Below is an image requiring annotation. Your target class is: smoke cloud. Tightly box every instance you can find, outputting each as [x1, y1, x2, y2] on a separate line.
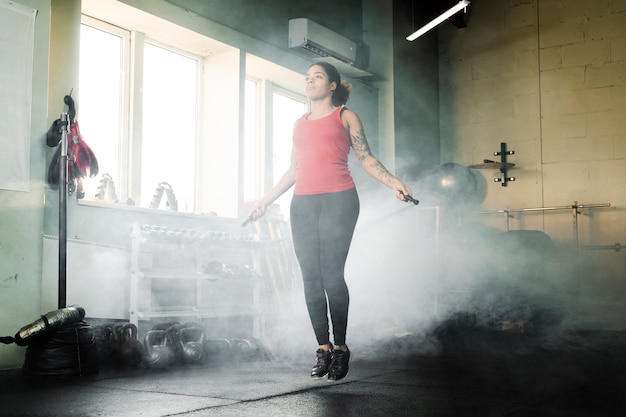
[261, 164, 614, 364]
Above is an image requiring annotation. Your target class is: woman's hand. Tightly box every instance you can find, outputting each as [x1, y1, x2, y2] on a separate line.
[242, 200, 267, 227]
[392, 181, 416, 204]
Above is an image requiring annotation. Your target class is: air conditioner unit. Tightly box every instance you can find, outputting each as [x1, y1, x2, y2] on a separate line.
[288, 18, 356, 64]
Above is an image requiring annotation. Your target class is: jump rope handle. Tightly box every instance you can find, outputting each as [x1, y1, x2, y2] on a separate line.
[400, 191, 419, 205]
[241, 215, 253, 227]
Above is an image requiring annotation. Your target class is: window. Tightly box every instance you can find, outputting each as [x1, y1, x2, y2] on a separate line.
[269, 87, 307, 217]
[78, 20, 127, 200]
[79, 19, 200, 211]
[243, 79, 260, 204]
[140, 43, 198, 211]
[79, 9, 306, 219]
[242, 80, 306, 219]
[244, 53, 307, 219]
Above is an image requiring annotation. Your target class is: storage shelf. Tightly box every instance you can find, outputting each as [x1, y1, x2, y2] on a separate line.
[129, 222, 263, 339]
[140, 269, 221, 281]
[136, 308, 260, 320]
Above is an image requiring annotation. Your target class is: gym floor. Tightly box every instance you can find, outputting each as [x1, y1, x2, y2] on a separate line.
[2, 328, 626, 416]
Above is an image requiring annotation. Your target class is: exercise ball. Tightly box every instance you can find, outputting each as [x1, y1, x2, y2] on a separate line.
[427, 162, 477, 205]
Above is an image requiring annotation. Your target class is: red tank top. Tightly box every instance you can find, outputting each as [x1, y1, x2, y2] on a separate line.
[293, 106, 355, 195]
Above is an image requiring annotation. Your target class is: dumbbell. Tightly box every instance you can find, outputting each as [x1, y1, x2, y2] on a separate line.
[204, 338, 232, 355]
[231, 338, 255, 354]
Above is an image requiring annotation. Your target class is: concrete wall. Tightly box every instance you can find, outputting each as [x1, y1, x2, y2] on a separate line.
[439, 0, 626, 328]
[164, 0, 364, 50]
[0, 0, 50, 369]
[392, 0, 441, 181]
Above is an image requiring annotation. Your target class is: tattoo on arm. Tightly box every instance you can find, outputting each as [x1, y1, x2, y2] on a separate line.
[351, 129, 370, 160]
[351, 129, 393, 184]
[369, 160, 393, 183]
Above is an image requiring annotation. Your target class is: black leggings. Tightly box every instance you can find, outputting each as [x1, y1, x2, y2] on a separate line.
[290, 188, 360, 346]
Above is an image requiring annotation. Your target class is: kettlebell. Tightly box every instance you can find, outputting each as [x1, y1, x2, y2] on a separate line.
[111, 323, 143, 368]
[178, 323, 206, 364]
[93, 324, 115, 364]
[143, 327, 174, 369]
[164, 323, 186, 364]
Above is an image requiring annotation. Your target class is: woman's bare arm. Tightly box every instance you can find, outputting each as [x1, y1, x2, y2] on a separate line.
[343, 109, 412, 201]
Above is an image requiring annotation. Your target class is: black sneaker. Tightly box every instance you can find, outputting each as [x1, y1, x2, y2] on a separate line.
[311, 348, 333, 379]
[328, 347, 350, 381]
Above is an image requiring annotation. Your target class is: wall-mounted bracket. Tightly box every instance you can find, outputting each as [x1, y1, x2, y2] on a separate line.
[468, 142, 516, 186]
[493, 142, 515, 186]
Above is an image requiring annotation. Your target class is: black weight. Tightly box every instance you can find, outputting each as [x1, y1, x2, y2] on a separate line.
[14, 306, 86, 346]
[93, 324, 115, 364]
[143, 323, 176, 369]
[23, 320, 98, 377]
[111, 323, 143, 368]
[174, 323, 206, 364]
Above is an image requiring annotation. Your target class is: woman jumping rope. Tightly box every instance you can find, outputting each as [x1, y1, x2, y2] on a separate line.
[248, 61, 414, 381]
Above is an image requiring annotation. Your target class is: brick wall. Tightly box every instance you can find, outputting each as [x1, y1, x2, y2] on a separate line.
[439, 0, 626, 329]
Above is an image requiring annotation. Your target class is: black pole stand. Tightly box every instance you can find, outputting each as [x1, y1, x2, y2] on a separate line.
[58, 112, 69, 309]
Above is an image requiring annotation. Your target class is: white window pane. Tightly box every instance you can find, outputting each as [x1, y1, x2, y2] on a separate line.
[78, 24, 123, 198]
[243, 79, 259, 203]
[141, 43, 198, 212]
[272, 92, 306, 218]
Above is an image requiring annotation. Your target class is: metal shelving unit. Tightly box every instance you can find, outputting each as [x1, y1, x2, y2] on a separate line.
[128, 223, 263, 338]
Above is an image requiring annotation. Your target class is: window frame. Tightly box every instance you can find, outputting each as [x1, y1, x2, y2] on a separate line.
[79, 12, 307, 219]
[266, 82, 307, 187]
[138, 38, 202, 211]
[80, 16, 204, 211]
[79, 16, 131, 200]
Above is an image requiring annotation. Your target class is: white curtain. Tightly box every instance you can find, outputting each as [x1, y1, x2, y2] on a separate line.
[0, 1, 37, 192]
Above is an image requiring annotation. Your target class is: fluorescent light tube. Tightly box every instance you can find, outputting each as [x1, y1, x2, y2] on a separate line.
[406, 0, 470, 41]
